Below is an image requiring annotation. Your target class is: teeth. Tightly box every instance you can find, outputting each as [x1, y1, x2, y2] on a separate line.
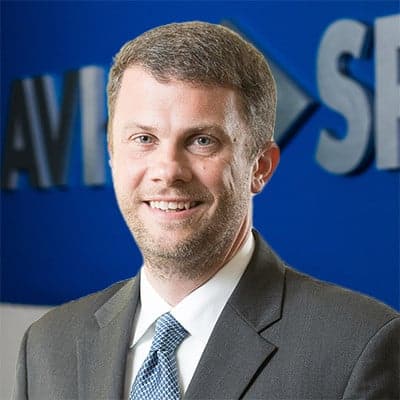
[168, 202, 177, 210]
[149, 201, 196, 211]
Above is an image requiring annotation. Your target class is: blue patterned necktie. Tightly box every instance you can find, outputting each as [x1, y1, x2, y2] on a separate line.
[129, 312, 189, 400]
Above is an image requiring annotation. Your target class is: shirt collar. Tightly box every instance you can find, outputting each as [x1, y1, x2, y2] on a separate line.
[131, 270, 170, 347]
[131, 231, 255, 348]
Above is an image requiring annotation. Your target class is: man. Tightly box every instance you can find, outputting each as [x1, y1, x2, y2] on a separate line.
[14, 21, 399, 400]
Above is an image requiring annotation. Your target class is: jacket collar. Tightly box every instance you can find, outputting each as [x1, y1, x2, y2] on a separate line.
[77, 276, 140, 400]
[184, 231, 286, 399]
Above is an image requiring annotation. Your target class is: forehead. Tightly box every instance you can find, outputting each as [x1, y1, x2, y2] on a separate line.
[113, 66, 245, 131]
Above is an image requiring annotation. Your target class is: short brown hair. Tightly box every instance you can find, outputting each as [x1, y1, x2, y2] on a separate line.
[107, 21, 276, 158]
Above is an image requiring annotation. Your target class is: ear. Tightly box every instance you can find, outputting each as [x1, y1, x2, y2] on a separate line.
[251, 141, 280, 194]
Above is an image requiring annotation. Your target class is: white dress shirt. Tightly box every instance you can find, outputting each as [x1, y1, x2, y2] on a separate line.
[124, 232, 255, 398]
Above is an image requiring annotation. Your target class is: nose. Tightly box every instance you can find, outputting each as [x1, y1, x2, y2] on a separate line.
[148, 143, 192, 185]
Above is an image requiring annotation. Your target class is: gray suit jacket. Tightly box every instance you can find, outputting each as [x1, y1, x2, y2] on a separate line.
[14, 233, 400, 399]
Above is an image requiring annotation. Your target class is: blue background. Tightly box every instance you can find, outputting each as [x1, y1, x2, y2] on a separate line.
[1, 1, 399, 309]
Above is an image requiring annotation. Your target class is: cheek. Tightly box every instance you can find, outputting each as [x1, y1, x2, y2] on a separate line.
[222, 165, 238, 193]
[227, 156, 252, 193]
[111, 152, 146, 190]
[196, 159, 236, 193]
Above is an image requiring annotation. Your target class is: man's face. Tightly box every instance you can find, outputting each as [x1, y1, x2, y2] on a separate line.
[110, 66, 275, 276]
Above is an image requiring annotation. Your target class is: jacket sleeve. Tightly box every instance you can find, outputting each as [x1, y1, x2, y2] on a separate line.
[342, 317, 400, 400]
[13, 328, 29, 400]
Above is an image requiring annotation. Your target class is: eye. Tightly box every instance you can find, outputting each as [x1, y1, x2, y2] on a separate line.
[187, 134, 220, 155]
[194, 136, 213, 146]
[131, 134, 155, 144]
[191, 135, 219, 147]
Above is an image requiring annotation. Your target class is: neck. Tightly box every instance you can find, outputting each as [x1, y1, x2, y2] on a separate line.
[143, 218, 251, 306]
[144, 267, 217, 305]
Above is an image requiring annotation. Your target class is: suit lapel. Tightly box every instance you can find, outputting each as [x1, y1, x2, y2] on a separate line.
[77, 277, 140, 400]
[185, 232, 286, 399]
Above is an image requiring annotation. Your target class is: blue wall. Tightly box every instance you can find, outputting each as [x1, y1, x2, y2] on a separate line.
[1, 1, 399, 309]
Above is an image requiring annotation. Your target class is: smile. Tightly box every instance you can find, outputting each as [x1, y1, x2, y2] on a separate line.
[148, 200, 199, 212]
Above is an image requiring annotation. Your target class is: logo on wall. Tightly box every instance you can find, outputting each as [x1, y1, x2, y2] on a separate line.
[1, 14, 399, 190]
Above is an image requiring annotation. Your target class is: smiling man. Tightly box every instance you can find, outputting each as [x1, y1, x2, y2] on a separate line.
[14, 22, 399, 400]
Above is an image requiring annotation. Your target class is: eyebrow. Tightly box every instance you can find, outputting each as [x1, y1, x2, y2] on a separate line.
[122, 122, 157, 133]
[184, 125, 227, 136]
[122, 122, 227, 136]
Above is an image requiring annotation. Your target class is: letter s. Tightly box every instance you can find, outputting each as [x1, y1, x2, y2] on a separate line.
[316, 19, 372, 174]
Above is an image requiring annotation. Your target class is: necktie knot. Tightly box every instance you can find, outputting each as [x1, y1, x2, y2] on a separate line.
[151, 313, 188, 354]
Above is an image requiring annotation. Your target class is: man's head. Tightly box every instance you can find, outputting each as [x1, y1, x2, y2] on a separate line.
[108, 22, 279, 282]
[107, 21, 276, 160]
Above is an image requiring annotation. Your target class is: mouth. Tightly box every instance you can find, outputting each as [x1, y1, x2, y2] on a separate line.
[146, 200, 200, 212]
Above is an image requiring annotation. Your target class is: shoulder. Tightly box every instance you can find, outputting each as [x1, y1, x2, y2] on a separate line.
[28, 278, 135, 338]
[279, 265, 399, 352]
[282, 268, 400, 398]
[247, 233, 399, 398]
[253, 231, 398, 327]
[252, 231, 399, 343]
[284, 265, 398, 324]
